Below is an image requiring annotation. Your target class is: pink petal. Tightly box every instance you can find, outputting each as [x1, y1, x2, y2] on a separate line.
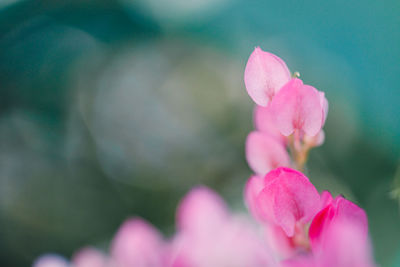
[319, 190, 333, 209]
[244, 175, 265, 219]
[315, 220, 376, 267]
[309, 195, 368, 250]
[269, 78, 323, 137]
[176, 186, 229, 234]
[319, 91, 329, 126]
[33, 254, 69, 267]
[304, 130, 325, 147]
[281, 255, 316, 267]
[264, 224, 297, 258]
[254, 105, 286, 143]
[170, 216, 276, 267]
[245, 131, 290, 175]
[244, 47, 291, 106]
[110, 217, 166, 267]
[72, 247, 107, 267]
[256, 167, 320, 236]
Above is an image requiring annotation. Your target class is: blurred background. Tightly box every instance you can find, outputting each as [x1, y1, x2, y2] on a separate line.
[0, 0, 399, 266]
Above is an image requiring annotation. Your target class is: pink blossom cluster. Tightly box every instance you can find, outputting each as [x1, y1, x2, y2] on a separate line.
[244, 47, 375, 266]
[245, 47, 328, 173]
[34, 47, 376, 267]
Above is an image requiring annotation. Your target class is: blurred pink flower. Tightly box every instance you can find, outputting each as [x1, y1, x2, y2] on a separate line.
[110, 217, 167, 267]
[245, 131, 290, 175]
[303, 130, 325, 148]
[254, 167, 320, 237]
[319, 92, 329, 126]
[33, 254, 69, 267]
[269, 78, 325, 137]
[244, 47, 291, 106]
[170, 186, 276, 267]
[176, 186, 229, 236]
[72, 247, 108, 267]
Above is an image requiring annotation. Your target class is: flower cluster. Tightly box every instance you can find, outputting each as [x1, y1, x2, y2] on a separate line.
[244, 47, 375, 266]
[245, 47, 328, 173]
[34, 47, 376, 267]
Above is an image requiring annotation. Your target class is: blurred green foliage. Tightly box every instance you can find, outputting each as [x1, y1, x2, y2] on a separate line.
[0, 0, 399, 266]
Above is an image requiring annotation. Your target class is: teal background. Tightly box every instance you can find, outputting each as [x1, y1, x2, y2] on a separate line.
[0, 0, 399, 266]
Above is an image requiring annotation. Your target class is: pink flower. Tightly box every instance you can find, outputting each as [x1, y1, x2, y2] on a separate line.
[303, 130, 325, 147]
[176, 186, 229, 236]
[33, 254, 69, 267]
[319, 92, 329, 126]
[72, 247, 107, 267]
[170, 186, 276, 267]
[246, 176, 305, 258]
[244, 175, 265, 220]
[110, 217, 167, 267]
[314, 219, 375, 267]
[244, 47, 291, 106]
[269, 78, 325, 137]
[245, 131, 290, 175]
[255, 167, 320, 237]
[309, 192, 368, 251]
[283, 220, 376, 267]
[254, 105, 287, 144]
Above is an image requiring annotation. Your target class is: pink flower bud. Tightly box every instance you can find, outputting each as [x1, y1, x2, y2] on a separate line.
[176, 186, 229, 235]
[110, 217, 167, 267]
[171, 186, 276, 267]
[254, 105, 287, 144]
[269, 78, 325, 137]
[256, 167, 320, 237]
[319, 92, 329, 127]
[245, 131, 290, 175]
[72, 247, 107, 267]
[303, 130, 325, 147]
[244, 47, 291, 106]
[33, 254, 69, 267]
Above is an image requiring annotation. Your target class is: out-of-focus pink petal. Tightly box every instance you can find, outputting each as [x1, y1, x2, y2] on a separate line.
[244, 47, 291, 106]
[110, 217, 166, 267]
[244, 175, 265, 220]
[281, 255, 316, 267]
[309, 195, 368, 250]
[304, 130, 325, 147]
[256, 167, 320, 237]
[269, 78, 323, 137]
[315, 220, 376, 267]
[319, 91, 329, 126]
[264, 224, 297, 258]
[245, 131, 290, 175]
[170, 216, 277, 267]
[176, 186, 229, 235]
[254, 105, 286, 143]
[72, 247, 107, 267]
[33, 254, 69, 267]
